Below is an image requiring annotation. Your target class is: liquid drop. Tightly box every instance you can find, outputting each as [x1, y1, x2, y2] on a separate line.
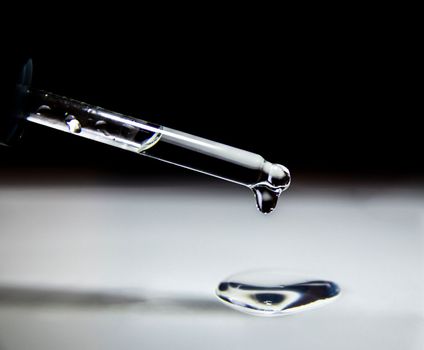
[251, 184, 282, 214]
[251, 163, 291, 214]
[216, 270, 340, 316]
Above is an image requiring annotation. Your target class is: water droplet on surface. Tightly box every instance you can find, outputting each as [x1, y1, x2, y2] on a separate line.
[216, 270, 340, 316]
[65, 115, 82, 133]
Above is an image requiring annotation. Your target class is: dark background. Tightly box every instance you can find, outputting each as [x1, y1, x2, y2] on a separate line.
[1, 22, 420, 184]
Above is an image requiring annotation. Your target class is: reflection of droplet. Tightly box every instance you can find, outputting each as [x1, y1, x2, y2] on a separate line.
[65, 115, 82, 133]
[216, 270, 340, 316]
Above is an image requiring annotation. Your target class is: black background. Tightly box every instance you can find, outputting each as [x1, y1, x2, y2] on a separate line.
[1, 18, 420, 183]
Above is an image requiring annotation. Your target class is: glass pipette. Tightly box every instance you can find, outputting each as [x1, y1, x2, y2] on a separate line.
[4, 60, 291, 213]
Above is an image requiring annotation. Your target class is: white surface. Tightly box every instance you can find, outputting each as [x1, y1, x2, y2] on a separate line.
[0, 183, 423, 349]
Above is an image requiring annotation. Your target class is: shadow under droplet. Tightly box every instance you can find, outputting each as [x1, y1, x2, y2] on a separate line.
[0, 285, 226, 314]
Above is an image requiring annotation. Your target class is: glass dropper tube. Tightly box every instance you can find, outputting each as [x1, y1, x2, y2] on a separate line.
[24, 88, 291, 213]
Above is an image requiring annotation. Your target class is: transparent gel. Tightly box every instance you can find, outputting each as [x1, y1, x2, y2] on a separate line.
[25, 89, 291, 213]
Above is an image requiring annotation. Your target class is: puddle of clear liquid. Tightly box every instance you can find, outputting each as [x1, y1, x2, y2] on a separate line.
[216, 270, 340, 316]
